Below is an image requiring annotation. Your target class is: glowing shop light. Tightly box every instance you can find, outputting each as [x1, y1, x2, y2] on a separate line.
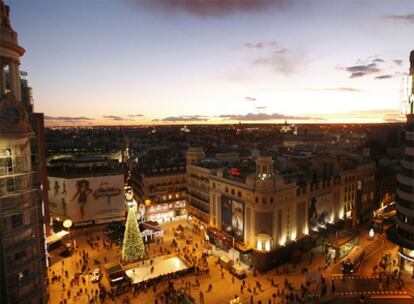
[257, 240, 262, 251]
[265, 240, 270, 252]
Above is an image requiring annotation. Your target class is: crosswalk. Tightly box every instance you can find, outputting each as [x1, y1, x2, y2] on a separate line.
[337, 290, 408, 297]
[331, 274, 379, 280]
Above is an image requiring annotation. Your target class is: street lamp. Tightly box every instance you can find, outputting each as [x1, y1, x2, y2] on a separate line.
[369, 228, 375, 239]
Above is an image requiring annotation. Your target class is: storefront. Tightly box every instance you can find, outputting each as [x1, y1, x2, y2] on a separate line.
[146, 200, 186, 222]
[398, 247, 414, 274]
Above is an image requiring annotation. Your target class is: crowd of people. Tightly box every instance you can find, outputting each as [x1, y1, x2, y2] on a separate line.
[47, 221, 411, 304]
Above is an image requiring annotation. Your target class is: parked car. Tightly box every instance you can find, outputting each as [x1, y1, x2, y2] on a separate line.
[91, 268, 102, 283]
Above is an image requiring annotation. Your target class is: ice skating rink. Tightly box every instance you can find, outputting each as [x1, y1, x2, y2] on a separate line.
[125, 255, 190, 284]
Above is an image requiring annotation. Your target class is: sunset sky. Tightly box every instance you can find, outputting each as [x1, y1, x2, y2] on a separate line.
[8, 0, 414, 125]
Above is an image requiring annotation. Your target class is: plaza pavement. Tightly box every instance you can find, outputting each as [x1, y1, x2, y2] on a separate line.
[47, 219, 413, 304]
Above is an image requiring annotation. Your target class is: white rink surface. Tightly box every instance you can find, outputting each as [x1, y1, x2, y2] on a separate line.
[125, 256, 190, 284]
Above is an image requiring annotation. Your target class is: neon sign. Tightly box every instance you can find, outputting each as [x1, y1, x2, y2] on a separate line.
[228, 167, 240, 176]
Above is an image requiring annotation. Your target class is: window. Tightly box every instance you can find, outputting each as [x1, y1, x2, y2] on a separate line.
[15, 250, 26, 260]
[6, 149, 13, 174]
[262, 198, 267, 204]
[231, 189, 235, 195]
[270, 198, 274, 203]
[255, 197, 259, 203]
[237, 191, 241, 197]
[17, 269, 28, 282]
[6, 178, 15, 192]
[225, 187, 229, 193]
[11, 213, 23, 228]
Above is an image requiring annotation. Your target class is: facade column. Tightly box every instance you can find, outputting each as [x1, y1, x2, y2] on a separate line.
[8, 59, 21, 101]
[0, 63, 5, 98]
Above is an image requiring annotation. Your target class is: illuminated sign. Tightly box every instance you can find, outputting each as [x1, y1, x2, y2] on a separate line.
[93, 182, 122, 203]
[228, 167, 240, 176]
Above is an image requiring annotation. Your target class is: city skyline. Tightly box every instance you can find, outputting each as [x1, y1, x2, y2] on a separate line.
[9, 0, 414, 125]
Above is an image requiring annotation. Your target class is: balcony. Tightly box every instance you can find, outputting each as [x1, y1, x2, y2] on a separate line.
[8, 254, 41, 272]
[188, 190, 209, 203]
[0, 171, 36, 197]
[7, 271, 42, 293]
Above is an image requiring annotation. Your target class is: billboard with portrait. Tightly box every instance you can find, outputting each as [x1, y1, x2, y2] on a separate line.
[308, 193, 333, 231]
[221, 196, 244, 241]
[48, 174, 126, 224]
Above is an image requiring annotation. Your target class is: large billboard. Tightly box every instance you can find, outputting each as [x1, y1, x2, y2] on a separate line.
[221, 196, 244, 241]
[308, 193, 333, 231]
[48, 175, 125, 224]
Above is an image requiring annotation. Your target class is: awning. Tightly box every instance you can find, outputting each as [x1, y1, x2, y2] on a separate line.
[46, 230, 69, 245]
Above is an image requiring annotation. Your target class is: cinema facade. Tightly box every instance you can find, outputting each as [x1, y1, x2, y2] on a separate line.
[186, 147, 375, 270]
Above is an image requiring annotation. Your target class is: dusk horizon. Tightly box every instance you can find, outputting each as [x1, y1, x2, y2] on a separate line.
[7, 0, 413, 126]
[2, 1, 414, 304]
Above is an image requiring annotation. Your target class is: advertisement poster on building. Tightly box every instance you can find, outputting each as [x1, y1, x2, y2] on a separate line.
[49, 175, 125, 224]
[232, 200, 244, 240]
[221, 196, 244, 241]
[308, 193, 333, 231]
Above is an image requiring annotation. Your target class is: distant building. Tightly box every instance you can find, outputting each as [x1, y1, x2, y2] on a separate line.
[129, 162, 187, 223]
[186, 147, 218, 223]
[185, 145, 380, 270]
[47, 156, 126, 227]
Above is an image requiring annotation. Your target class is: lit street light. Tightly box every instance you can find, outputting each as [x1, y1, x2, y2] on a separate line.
[63, 219, 73, 246]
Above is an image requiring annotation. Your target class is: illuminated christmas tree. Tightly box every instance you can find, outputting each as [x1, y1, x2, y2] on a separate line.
[122, 206, 145, 262]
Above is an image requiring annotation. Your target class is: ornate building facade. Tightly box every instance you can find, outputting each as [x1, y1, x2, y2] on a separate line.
[0, 1, 47, 303]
